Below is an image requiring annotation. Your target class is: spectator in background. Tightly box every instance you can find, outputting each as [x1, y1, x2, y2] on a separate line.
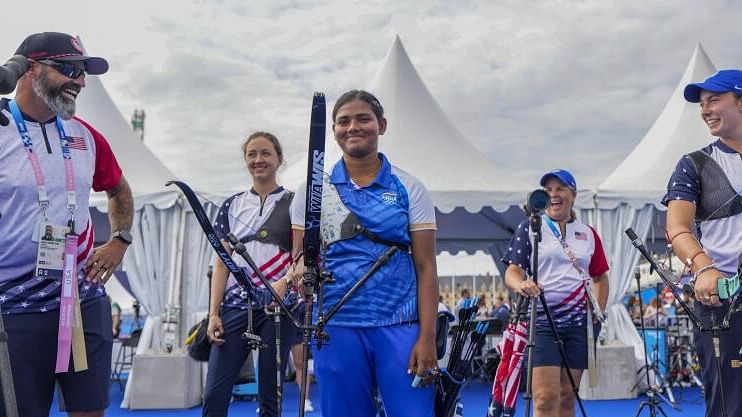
[438, 295, 451, 314]
[673, 291, 693, 312]
[455, 288, 472, 318]
[626, 295, 641, 323]
[643, 297, 667, 327]
[492, 296, 511, 325]
[476, 294, 491, 319]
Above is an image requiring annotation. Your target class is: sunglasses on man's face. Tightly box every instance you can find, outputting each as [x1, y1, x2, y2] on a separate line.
[39, 60, 86, 79]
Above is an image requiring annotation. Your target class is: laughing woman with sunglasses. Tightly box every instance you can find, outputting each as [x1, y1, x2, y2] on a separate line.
[503, 170, 609, 417]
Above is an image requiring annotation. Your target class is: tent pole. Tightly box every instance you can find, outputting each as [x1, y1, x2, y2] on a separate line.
[163, 200, 186, 352]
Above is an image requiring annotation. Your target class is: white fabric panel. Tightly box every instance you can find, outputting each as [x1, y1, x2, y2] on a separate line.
[181, 201, 221, 332]
[118, 203, 178, 407]
[601, 205, 655, 307]
[597, 204, 654, 386]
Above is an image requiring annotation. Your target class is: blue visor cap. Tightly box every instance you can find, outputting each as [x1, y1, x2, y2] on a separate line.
[683, 70, 742, 103]
[540, 169, 577, 190]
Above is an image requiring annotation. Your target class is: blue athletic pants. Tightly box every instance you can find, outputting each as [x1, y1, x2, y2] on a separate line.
[313, 323, 434, 417]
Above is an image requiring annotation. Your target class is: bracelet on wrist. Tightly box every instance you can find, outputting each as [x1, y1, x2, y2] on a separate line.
[692, 263, 716, 282]
[688, 250, 706, 267]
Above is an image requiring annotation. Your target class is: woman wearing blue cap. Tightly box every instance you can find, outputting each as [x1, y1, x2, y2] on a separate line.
[664, 69, 742, 417]
[501, 169, 609, 417]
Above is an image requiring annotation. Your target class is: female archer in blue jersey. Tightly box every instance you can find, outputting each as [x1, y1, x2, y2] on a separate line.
[291, 90, 439, 417]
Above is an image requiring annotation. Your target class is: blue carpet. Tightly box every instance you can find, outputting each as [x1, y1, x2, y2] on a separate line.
[50, 379, 705, 416]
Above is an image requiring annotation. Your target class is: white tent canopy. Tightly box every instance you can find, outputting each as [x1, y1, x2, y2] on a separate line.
[75, 39, 215, 406]
[594, 44, 717, 370]
[368, 36, 534, 213]
[597, 44, 717, 210]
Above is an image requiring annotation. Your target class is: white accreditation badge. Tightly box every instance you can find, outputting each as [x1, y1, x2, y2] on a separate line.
[31, 214, 47, 242]
[35, 223, 70, 279]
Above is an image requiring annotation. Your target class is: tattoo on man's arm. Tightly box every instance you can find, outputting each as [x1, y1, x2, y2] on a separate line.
[107, 177, 134, 232]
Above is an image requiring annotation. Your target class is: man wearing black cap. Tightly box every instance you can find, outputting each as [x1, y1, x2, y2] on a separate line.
[0, 32, 133, 417]
[663, 70, 742, 417]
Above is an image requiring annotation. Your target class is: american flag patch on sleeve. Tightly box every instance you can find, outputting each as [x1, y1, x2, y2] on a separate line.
[66, 136, 87, 151]
[574, 231, 588, 241]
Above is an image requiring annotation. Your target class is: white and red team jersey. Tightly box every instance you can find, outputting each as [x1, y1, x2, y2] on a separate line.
[0, 100, 122, 313]
[213, 187, 294, 309]
[503, 216, 609, 327]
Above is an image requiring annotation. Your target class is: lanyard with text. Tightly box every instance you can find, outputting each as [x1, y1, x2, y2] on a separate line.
[8, 100, 77, 219]
[8, 100, 87, 373]
[543, 216, 606, 324]
[545, 215, 602, 387]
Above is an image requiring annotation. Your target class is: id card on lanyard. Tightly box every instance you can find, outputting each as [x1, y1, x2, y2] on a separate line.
[9, 100, 88, 373]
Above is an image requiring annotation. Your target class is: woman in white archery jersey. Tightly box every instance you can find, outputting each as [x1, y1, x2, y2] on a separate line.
[202, 131, 302, 417]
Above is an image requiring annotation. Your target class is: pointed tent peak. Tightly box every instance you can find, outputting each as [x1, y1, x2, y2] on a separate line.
[596, 44, 717, 209]
[384, 34, 403, 57]
[370, 34, 415, 88]
[685, 43, 715, 84]
[365, 37, 536, 212]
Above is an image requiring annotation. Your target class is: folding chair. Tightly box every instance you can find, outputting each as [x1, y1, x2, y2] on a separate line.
[111, 328, 141, 389]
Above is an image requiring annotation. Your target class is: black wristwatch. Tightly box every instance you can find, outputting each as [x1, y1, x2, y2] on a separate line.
[111, 229, 133, 245]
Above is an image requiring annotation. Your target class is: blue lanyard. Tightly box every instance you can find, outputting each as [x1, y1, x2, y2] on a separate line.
[544, 215, 563, 242]
[8, 100, 77, 221]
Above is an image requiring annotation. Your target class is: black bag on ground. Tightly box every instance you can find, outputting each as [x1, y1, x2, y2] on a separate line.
[185, 317, 211, 361]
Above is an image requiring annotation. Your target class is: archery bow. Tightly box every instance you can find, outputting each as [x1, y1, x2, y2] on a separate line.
[298, 92, 326, 417]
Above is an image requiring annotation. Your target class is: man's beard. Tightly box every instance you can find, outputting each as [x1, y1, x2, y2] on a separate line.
[31, 70, 78, 120]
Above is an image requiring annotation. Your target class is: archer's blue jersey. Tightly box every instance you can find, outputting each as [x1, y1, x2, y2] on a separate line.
[292, 153, 436, 327]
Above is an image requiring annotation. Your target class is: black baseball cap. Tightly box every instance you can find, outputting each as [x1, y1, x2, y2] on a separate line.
[15, 32, 109, 75]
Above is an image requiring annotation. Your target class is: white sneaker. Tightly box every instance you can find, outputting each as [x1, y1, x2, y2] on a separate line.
[304, 399, 315, 413]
